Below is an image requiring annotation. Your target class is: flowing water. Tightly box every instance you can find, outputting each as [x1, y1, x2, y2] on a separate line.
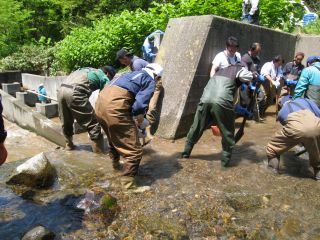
[1, 110, 320, 240]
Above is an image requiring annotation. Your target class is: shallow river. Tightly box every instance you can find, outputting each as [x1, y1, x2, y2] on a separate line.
[1, 110, 320, 240]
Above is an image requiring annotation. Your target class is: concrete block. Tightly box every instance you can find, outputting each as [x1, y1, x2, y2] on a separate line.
[1, 90, 64, 146]
[36, 103, 58, 118]
[0, 71, 22, 85]
[16, 92, 38, 107]
[2, 82, 21, 96]
[156, 15, 299, 139]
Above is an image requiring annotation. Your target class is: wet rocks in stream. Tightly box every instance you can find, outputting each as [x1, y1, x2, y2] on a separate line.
[21, 225, 55, 240]
[6, 152, 56, 188]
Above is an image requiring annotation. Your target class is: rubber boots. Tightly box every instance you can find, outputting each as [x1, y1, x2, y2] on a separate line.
[65, 136, 75, 150]
[120, 176, 136, 189]
[91, 136, 104, 153]
[181, 142, 194, 158]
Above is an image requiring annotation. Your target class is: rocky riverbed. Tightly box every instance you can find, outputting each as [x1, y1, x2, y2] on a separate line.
[1, 111, 320, 239]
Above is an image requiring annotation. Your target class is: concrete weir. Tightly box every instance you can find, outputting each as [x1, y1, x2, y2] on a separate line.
[1, 90, 64, 146]
[156, 15, 320, 139]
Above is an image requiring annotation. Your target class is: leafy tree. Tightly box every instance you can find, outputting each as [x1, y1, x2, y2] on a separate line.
[0, 0, 31, 57]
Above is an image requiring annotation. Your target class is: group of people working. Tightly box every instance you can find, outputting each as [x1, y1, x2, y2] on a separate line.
[183, 36, 320, 181]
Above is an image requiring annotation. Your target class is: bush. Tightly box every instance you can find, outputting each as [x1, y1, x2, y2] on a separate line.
[0, 43, 55, 75]
[54, 0, 304, 73]
[301, 19, 320, 34]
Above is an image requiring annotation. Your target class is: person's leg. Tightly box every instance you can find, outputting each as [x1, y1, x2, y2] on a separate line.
[212, 103, 235, 167]
[70, 89, 103, 153]
[96, 86, 142, 188]
[57, 88, 75, 150]
[181, 102, 213, 158]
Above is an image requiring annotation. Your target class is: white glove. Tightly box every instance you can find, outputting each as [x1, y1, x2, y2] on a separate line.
[272, 79, 281, 89]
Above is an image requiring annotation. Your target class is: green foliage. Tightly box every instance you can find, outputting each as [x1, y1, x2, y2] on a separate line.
[55, 0, 305, 73]
[0, 42, 55, 75]
[0, 0, 31, 57]
[54, 9, 159, 72]
[301, 19, 320, 34]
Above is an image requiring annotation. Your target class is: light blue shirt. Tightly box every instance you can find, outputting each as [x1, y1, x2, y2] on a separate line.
[294, 62, 320, 99]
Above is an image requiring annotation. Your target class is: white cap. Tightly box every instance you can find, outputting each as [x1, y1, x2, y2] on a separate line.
[236, 67, 253, 83]
[39, 83, 44, 87]
[143, 63, 163, 79]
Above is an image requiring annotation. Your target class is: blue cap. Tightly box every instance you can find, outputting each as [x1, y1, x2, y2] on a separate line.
[306, 55, 320, 64]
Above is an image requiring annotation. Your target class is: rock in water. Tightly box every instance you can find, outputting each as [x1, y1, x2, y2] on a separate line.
[22, 225, 55, 240]
[6, 152, 56, 188]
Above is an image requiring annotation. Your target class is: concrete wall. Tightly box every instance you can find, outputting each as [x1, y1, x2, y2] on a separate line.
[22, 74, 67, 100]
[295, 34, 320, 65]
[156, 15, 299, 139]
[1, 90, 65, 146]
[0, 71, 22, 86]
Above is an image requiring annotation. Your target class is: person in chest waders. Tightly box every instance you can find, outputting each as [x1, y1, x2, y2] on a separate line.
[57, 66, 116, 152]
[95, 63, 163, 190]
[181, 64, 253, 168]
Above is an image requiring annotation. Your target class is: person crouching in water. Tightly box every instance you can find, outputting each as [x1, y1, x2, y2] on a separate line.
[181, 63, 253, 168]
[266, 98, 320, 180]
[95, 63, 163, 189]
[58, 66, 116, 152]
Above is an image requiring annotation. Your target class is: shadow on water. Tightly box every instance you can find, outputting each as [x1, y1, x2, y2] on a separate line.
[138, 148, 183, 186]
[190, 141, 262, 167]
[0, 190, 84, 240]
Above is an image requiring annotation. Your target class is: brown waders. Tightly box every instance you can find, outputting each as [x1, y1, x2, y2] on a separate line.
[57, 71, 103, 150]
[266, 109, 320, 178]
[95, 85, 143, 177]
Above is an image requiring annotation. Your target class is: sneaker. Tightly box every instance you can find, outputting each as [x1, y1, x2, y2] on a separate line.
[314, 168, 320, 181]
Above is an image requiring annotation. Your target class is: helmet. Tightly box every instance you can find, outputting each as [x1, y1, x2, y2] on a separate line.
[143, 63, 163, 79]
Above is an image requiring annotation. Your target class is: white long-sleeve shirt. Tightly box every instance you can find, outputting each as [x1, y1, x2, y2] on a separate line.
[243, 0, 259, 15]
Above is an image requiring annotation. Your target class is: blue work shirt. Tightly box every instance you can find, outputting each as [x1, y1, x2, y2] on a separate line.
[278, 98, 320, 125]
[294, 62, 320, 99]
[38, 86, 47, 102]
[112, 70, 156, 116]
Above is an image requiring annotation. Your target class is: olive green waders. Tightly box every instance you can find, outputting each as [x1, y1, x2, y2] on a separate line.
[182, 66, 243, 167]
[57, 71, 102, 146]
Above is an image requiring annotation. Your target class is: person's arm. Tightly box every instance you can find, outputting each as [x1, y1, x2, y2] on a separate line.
[249, 0, 259, 15]
[132, 75, 156, 116]
[293, 68, 310, 99]
[0, 98, 7, 165]
[210, 64, 219, 78]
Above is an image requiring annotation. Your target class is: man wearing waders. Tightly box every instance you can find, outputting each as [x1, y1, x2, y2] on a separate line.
[242, 0, 260, 25]
[266, 98, 320, 180]
[181, 64, 253, 168]
[95, 63, 163, 189]
[58, 66, 116, 152]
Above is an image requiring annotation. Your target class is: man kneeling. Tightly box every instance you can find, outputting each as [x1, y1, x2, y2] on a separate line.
[266, 98, 320, 180]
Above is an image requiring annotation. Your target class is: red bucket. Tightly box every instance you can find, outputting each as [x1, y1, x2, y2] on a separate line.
[211, 125, 221, 137]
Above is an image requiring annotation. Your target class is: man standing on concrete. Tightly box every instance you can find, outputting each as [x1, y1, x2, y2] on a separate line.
[37, 84, 48, 104]
[181, 64, 253, 168]
[242, 0, 260, 25]
[95, 63, 163, 189]
[116, 48, 148, 71]
[266, 98, 320, 181]
[293, 56, 320, 107]
[210, 36, 241, 78]
[142, 30, 164, 63]
[58, 65, 116, 152]
[240, 42, 265, 120]
[260, 55, 284, 115]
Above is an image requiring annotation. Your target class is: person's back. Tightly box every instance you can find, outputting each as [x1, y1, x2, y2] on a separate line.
[294, 60, 320, 107]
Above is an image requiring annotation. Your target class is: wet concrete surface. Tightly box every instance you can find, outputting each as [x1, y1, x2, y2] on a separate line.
[1, 107, 320, 239]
